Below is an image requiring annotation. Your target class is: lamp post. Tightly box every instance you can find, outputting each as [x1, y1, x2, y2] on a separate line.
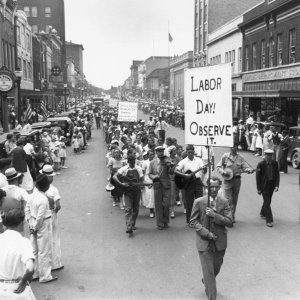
[14, 68, 22, 125]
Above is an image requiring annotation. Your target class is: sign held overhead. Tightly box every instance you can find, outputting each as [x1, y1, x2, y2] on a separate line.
[184, 64, 233, 147]
[118, 101, 138, 122]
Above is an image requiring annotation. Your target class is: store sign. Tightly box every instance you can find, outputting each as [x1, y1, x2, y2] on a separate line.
[49, 75, 63, 83]
[184, 64, 233, 147]
[243, 65, 300, 83]
[118, 101, 138, 122]
[0, 66, 16, 93]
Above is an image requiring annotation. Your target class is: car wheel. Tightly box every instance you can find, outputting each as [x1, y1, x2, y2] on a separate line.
[292, 151, 300, 169]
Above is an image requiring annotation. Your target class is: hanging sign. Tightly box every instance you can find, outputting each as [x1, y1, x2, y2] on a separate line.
[0, 66, 16, 93]
[184, 63, 233, 147]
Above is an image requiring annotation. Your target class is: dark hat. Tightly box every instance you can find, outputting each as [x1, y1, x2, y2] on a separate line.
[35, 174, 50, 192]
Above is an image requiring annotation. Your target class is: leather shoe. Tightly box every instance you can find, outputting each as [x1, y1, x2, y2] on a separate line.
[266, 222, 273, 227]
[52, 266, 64, 271]
[40, 276, 58, 283]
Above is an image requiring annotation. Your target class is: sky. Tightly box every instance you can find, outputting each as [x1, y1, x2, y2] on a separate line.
[64, 0, 194, 90]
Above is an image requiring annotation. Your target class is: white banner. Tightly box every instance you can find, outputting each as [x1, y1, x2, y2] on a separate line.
[184, 64, 233, 147]
[109, 98, 119, 107]
[117, 102, 138, 122]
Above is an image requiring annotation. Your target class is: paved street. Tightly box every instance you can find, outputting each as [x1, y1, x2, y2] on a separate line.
[32, 113, 300, 300]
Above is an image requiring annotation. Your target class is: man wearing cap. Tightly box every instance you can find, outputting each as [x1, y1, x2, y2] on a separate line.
[25, 174, 57, 283]
[113, 149, 144, 236]
[149, 145, 173, 230]
[256, 149, 280, 227]
[2, 168, 29, 211]
[175, 145, 205, 225]
[216, 145, 253, 223]
[41, 165, 64, 271]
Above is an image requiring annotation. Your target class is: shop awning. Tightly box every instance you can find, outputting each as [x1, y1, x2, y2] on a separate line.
[233, 90, 300, 98]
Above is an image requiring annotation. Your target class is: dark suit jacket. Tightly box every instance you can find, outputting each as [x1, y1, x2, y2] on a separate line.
[12, 147, 27, 173]
[256, 160, 280, 192]
[190, 195, 233, 252]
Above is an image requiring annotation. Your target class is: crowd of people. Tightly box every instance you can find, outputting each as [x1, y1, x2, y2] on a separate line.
[0, 108, 94, 299]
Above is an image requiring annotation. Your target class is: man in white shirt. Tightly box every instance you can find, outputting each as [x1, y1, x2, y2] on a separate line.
[41, 165, 64, 271]
[25, 174, 57, 283]
[175, 145, 205, 224]
[0, 208, 36, 299]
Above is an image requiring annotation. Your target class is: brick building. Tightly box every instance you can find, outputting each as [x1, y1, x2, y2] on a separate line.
[194, 0, 262, 66]
[65, 41, 84, 75]
[239, 0, 300, 126]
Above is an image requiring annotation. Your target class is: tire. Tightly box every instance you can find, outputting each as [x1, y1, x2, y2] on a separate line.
[291, 151, 300, 169]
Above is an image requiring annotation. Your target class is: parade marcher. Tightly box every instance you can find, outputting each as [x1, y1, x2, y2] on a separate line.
[175, 145, 205, 225]
[113, 150, 144, 236]
[141, 150, 155, 218]
[216, 145, 253, 223]
[279, 130, 291, 174]
[155, 117, 169, 143]
[256, 149, 280, 227]
[0, 208, 36, 300]
[95, 110, 101, 129]
[25, 174, 57, 283]
[262, 125, 273, 154]
[41, 165, 64, 271]
[149, 145, 173, 230]
[270, 126, 283, 162]
[190, 176, 233, 300]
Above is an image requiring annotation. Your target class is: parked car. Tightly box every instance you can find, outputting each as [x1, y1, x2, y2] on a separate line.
[31, 122, 52, 130]
[254, 121, 286, 132]
[287, 126, 300, 169]
[46, 117, 73, 146]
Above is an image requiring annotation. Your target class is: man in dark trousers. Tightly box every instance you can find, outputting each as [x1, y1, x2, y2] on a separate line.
[256, 149, 280, 227]
[190, 176, 233, 300]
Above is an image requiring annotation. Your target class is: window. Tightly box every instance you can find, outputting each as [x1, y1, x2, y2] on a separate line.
[5, 42, 8, 68]
[289, 29, 296, 64]
[31, 7, 37, 17]
[232, 49, 235, 71]
[21, 25, 25, 47]
[252, 43, 257, 70]
[17, 57, 21, 70]
[225, 52, 228, 63]
[26, 33, 31, 51]
[228, 51, 232, 63]
[261, 40, 266, 69]
[245, 46, 249, 71]
[45, 7, 51, 18]
[238, 47, 242, 72]
[269, 38, 275, 67]
[32, 25, 38, 34]
[1, 40, 5, 67]
[277, 34, 283, 65]
[28, 62, 32, 80]
[23, 60, 27, 79]
[17, 26, 21, 45]
[11, 46, 15, 69]
[24, 6, 30, 17]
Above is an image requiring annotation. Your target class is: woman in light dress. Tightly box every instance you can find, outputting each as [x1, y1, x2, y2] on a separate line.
[141, 150, 155, 218]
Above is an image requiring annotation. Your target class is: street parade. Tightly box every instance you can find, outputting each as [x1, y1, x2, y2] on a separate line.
[0, 0, 300, 299]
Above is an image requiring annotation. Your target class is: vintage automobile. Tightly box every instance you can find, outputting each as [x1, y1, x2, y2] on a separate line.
[46, 117, 73, 146]
[287, 126, 300, 169]
[31, 122, 52, 130]
[254, 121, 286, 132]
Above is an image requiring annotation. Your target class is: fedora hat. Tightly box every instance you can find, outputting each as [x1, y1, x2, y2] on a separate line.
[264, 149, 274, 154]
[105, 182, 115, 192]
[5, 168, 23, 181]
[40, 164, 56, 176]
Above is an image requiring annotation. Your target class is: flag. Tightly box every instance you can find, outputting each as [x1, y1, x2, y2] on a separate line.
[25, 101, 33, 122]
[40, 99, 48, 120]
[168, 33, 173, 42]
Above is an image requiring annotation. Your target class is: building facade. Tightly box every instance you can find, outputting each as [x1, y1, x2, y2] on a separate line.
[130, 60, 142, 96]
[145, 67, 169, 101]
[239, 0, 300, 126]
[194, 0, 262, 67]
[66, 41, 84, 75]
[169, 51, 193, 106]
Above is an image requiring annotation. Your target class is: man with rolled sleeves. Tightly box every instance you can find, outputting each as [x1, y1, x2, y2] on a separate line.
[190, 176, 233, 300]
[256, 149, 280, 227]
[216, 145, 253, 223]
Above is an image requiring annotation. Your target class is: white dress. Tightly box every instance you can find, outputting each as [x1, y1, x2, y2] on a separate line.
[141, 160, 154, 209]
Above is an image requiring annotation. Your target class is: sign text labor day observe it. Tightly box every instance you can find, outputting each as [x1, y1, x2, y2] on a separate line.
[118, 101, 138, 122]
[184, 64, 233, 147]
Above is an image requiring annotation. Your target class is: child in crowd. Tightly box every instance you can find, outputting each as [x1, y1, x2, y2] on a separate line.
[59, 136, 67, 169]
[72, 134, 79, 153]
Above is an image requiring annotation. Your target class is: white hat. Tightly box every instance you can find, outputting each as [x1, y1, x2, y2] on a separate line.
[39, 164, 56, 176]
[264, 149, 274, 154]
[5, 168, 23, 181]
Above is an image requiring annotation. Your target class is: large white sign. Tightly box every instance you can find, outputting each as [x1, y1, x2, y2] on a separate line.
[184, 64, 233, 147]
[118, 102, 138, 122]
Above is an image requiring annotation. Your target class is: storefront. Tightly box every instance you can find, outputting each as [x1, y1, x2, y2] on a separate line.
[240, 63, 300, 127]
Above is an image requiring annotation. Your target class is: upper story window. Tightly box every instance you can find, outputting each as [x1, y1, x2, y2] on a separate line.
[289, 28, 296, 64]
[32, 25, 38, 34]
[204, 0, 207, 23]
[26, 33, 31, 51]
[269, 38, 275, 67]
[24, 6, 30, 17]
[245, 46, 249, 71]
[31, 7, 37, 17]
[252, 43, 257, 70]
[261, 40, 266, 69]
[238, 47, 242, 72]
[232, 49, 235, 72]
[277, 34, 283, 65]
[45, 7, 51, 18]
[17, 26, 21, 45]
